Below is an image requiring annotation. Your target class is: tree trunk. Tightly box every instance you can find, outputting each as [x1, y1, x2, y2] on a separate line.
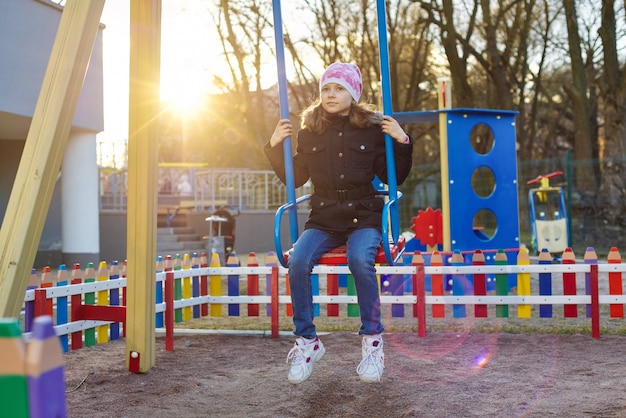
[562, 0, 597, 192]
[597, 0, 626, 224]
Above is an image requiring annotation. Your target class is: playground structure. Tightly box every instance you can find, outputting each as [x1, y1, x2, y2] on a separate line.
[0, 0, 583, 378]
[527, 171, 570, 256]
[272, 0, 520, 264]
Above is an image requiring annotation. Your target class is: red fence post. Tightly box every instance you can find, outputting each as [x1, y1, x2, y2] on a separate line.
[70, 263, 83, 351]
[165, 270, 175, 351]
[271, 266, 279, 338]
[39, 267, 54, 317]
[33, 289, 48, 318]
[200, 253, 209, 317]
[412, 252, 427, 337]
[562, 248, 578, 318]
[247, 252, 259, 317]
[473, 250, 487, 318]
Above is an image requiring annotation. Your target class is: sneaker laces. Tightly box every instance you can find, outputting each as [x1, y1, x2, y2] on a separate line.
[357, 341, 383, 379]
[286, 340, 308, 365]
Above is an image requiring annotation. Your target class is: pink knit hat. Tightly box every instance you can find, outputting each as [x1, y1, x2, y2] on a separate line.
[319, 62, 363, 102]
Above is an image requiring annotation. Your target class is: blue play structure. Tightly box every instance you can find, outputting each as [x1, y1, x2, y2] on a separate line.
[446, 108, 520, 251]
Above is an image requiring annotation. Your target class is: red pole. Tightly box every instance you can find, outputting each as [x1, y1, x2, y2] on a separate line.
[562, 248, 578, 318]
[472, 250, 487, 318]
[165, 270, 175, 351]
[70, 263, 83, 350]
[34, 289, 47, 318]
[590, 264, 600, 338]
[271, 266, 279, 338]
[247, 252, 259, 316]
[200, 253, 209, 317]
[121, 260, 127, 338]
[412, 252, 427, 337]
[327, 273, 339, 316]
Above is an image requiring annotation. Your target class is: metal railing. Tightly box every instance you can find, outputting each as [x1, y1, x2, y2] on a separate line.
[193, 168, 312, 212]
[99, 167, 312, 212]
[98, 157, 626, 258]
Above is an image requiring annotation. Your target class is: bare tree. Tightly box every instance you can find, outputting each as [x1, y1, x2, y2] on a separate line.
[290, 1, 437, 127]
[420, 0, 476, 107]
[596, 0, 626, 224]
[159, 0, 278, 167]
[562, 0, 599, 192]
[519, 0, 562, 162]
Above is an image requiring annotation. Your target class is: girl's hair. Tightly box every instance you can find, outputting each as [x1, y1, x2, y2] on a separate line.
[300, 99, 381, 135]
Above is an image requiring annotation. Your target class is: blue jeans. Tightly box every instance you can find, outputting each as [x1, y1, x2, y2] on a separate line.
[288, 227, 384, 338]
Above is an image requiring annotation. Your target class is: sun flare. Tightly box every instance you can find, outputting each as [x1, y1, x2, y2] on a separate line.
[160, 68, 207, 115]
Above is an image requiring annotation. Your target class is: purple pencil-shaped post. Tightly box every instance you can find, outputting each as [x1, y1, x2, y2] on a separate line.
[26, 316, 67, 418]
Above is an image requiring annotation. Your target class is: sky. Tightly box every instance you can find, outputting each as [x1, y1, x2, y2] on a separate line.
[98, 0, 231, 168]
[98, 1, 311, 168]
[98, 1, 129, 167]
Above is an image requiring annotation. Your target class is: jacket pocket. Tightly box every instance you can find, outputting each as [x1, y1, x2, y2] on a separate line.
[357, 196, 384, 212]
[300, 142, 327, 155]
[349, 138, 376, 171]
[299, 142, 328, 178]
[310, 194, 338, 209]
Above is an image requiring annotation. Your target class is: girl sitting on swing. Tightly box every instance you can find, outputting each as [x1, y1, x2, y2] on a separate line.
[264, 62, 413, 384]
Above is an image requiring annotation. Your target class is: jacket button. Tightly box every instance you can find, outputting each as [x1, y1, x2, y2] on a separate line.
[339, 132, 343, 136]
[320, 201, 325, 206]
[360, 144, 365, 150]
[338, 152, 343, 157]
[352, 218, 358, 223]
[312, 147, 317, 151]
[340, 174, 344, 179]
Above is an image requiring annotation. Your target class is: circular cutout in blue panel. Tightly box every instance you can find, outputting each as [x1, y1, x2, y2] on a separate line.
[473, 209, 497, 241]
[472, 165, 496, 198]
[470, 123, 494, 155]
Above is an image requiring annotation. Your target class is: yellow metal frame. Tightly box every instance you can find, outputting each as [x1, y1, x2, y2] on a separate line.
[125, 0, 161, 372]
[437, 77, 452, 251]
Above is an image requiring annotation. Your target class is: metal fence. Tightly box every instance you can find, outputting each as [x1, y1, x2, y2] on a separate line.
[98, 156, 626, 256]
[99, 167, 312, 212]
[193, 168, 312, 212]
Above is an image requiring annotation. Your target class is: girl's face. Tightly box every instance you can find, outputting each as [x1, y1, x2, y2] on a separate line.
[320, 83, 353, 116]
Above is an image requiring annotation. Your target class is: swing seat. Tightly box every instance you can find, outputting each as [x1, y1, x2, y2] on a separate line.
[274, 190, 404, 267]
[315, 235, 405, 265]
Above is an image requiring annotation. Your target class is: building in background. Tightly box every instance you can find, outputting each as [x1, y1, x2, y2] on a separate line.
[0, 0, 103, 267]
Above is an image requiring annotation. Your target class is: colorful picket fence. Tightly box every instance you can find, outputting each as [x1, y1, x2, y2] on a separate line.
[17, 246, 626, 353]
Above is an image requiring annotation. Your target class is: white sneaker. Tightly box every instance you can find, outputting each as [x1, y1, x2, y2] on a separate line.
[357, 334, 384, 382]
[286, 337, 325, 384]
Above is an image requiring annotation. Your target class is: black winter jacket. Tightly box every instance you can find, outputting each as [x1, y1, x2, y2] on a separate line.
[264, 114, 413, 234]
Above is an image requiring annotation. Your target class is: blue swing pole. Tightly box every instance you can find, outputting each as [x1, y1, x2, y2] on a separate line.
[376, 0, 400, 245]
[272, 0, 299, 246]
